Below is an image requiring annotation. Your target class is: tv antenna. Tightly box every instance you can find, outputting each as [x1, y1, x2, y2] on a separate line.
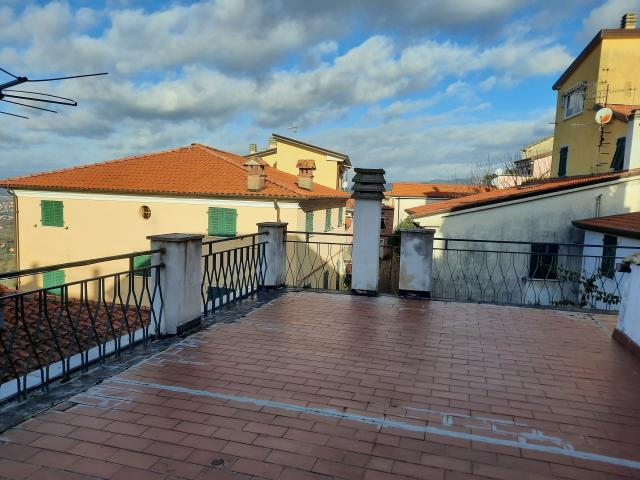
[288, 124, 299, 134]
[0, 68, 108, 119]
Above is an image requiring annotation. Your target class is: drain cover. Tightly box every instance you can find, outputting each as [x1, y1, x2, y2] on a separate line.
[210, 458, 225, 467]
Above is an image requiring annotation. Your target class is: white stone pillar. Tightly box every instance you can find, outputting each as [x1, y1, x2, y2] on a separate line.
[148, 233, 204, 335]
[257, 222, 287, 288]
[614, 257, 640, 356]
[399, 228, 435, 298]
[623, 109, 640, 170]
[350, 168, 386, 295]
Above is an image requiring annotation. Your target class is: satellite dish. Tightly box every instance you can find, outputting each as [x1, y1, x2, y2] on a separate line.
[595, 107, 613, 125]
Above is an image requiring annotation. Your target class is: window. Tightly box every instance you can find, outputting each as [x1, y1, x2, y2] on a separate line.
[139, 205, 151, 219]
[601, 235, 617, 279]
[558, 146, 568, 177]
[338, 207, 344, 226]
[41, 200, 64, 227]
[610, 137, 626, 172]
[324, 209, 332, 232]
[562, 83, 585, 119]
[132, 254, 151, 277]
[305, 211, 314, 233]
[529, 243, 559, 279]
[43, 269, 65, 295]
[208, 207, 237, 237]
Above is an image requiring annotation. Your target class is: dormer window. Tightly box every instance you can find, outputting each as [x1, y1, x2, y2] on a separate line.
[562, 82, 586, 119]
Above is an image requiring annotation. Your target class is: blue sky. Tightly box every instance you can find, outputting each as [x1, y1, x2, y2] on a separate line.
[1, 0, 638, 181]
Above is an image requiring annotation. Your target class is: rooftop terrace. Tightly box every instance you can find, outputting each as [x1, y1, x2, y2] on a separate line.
[1, 291, 638, 480]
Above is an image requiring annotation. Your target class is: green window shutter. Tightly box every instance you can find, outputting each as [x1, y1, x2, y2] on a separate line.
[324, 209, 332, 231]
[41, 200, 64, 227]
[43, 269, 65, 295]
[338, 207, 344, 226]
[208, 207, 237, 236]
[133, 254, 152, 277]
[305, 211, 314, 233]
[558, 147, 568, 177]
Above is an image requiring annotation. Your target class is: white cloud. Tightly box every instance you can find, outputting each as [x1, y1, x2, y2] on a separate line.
[579, 0, 640, 41]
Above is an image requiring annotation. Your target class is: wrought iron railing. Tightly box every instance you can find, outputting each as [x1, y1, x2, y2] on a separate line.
[201, 233, 267, 316]
[432, 238, 634, 310]
[0, 250, 164, 402]
[285, 231, 352, 291]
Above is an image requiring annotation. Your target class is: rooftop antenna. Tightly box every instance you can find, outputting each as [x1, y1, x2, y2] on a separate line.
[288, 124, 299, 134]
[0, 68, 108, 119]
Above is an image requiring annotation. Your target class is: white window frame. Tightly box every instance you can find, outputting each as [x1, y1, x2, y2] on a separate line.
[562, 82, 586, 119]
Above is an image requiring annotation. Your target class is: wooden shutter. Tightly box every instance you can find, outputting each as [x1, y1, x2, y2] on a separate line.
[338, 207, 344, 226]
[41, 200, 64, 227]
[133, 254, 152, 277]
[305, 211, 314, 232]
[43, 269, 65, 295]
[325, 209, 332, 231]
[558, 147, 568, 177]
[208, 207, 236, 236]
[222, 209, 237, 236]
[610, 137, 626, 171]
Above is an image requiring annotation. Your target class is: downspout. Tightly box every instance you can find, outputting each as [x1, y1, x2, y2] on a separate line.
[595, 193, 603, 218]
[273, 199, 281, 222]
[8, 189, 19, 287]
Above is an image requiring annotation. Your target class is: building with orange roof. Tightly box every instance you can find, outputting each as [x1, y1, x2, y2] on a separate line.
[0, 143, 349, 290]
[550, 12, 640, 177]
[384, 182, 489, 228]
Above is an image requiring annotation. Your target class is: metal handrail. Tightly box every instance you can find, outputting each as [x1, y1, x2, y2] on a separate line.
[287, 230, 353, 237]
[202, 232, 268, 246]
[0, 249, 165, 280]
[434, 237, 640, 250]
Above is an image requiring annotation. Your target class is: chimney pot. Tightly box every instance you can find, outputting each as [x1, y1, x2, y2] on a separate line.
[296, 159, 316, 190]
[249, 143, 257, 154]
[244, 156, 267, 192]
[268, 135, 277, 150]
[621, 13, 637, 29]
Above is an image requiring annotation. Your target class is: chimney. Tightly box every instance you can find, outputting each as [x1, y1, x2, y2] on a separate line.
[621, 13, 637, 29]
[296, 159, 316, 190]
[248, 143, 257, 154]
[244, 156, 267, 191]
[268, 135, 277, 150]
[623, 109, 640, 170]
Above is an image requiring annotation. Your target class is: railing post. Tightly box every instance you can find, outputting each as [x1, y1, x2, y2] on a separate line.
[148, 233, 204, 335]
[257, 222, 287, 288]
[351, 168, 386, 295]
[398, 228, 436, 298]
[613, 256, 640, 357]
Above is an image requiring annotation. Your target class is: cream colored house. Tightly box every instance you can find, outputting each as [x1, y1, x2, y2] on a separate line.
[494, 136, 553, 188]
[0, 144, 348, 290]
[248, 133, 350, 191]
[550, 13, 640, 177]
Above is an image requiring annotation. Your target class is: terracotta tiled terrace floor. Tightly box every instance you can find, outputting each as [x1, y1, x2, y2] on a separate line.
[1, 292, 639, 480]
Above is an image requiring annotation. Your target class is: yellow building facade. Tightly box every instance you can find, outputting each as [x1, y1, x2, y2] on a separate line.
[550, 15, 640, 177]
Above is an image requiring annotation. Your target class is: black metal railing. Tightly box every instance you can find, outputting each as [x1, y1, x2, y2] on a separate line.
[432, 238, 634, 310]
[0, 250, 164, 402]
[201, 233, 267, 316]
[285, 231, 352, 291]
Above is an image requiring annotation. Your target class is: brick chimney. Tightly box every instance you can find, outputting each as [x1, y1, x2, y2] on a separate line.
[296, 159, 316, 190]
[621, 13, 637, 29]
[244, 156, 267, 191]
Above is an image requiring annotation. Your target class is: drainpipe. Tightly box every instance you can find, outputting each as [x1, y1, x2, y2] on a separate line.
[273, 200, 281, 222]
[595, 193, 603, 218]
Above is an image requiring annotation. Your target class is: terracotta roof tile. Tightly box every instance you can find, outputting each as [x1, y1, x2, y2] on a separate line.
[407, 169, 640, 218]
[573, 212, 640, 239]
[0, 144, 348, 201]
[386, 183, 489, 198]
[594, 103, 640, 122]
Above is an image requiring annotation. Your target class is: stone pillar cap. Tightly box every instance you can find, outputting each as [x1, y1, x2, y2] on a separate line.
[147, 233, 204, 242]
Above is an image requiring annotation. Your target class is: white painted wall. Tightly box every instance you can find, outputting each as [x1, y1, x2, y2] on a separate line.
[351, 199, 381, 292]
[617, 263, 640, 347]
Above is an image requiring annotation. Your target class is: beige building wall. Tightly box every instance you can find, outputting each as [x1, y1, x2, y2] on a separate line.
[13, 190, 303, 290]
[388, 196, 444, 228]
[261, 140, 345, 190]
[550, 37, 640, 177]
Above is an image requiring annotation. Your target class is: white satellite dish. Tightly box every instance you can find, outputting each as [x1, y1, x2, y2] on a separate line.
[595, 107, 613, 125]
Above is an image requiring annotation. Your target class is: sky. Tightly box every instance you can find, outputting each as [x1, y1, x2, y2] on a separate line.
[0, 0, 638, 182]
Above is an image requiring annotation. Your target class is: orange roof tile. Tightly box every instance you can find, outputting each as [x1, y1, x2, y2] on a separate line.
[573, 212, 640, 239]
[0, 144, 349, 201]
[407, 169, 640, 218]
[386, 183, 489, 198]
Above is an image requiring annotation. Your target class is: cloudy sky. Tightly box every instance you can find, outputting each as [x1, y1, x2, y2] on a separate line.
[0, 0, 638, 181]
